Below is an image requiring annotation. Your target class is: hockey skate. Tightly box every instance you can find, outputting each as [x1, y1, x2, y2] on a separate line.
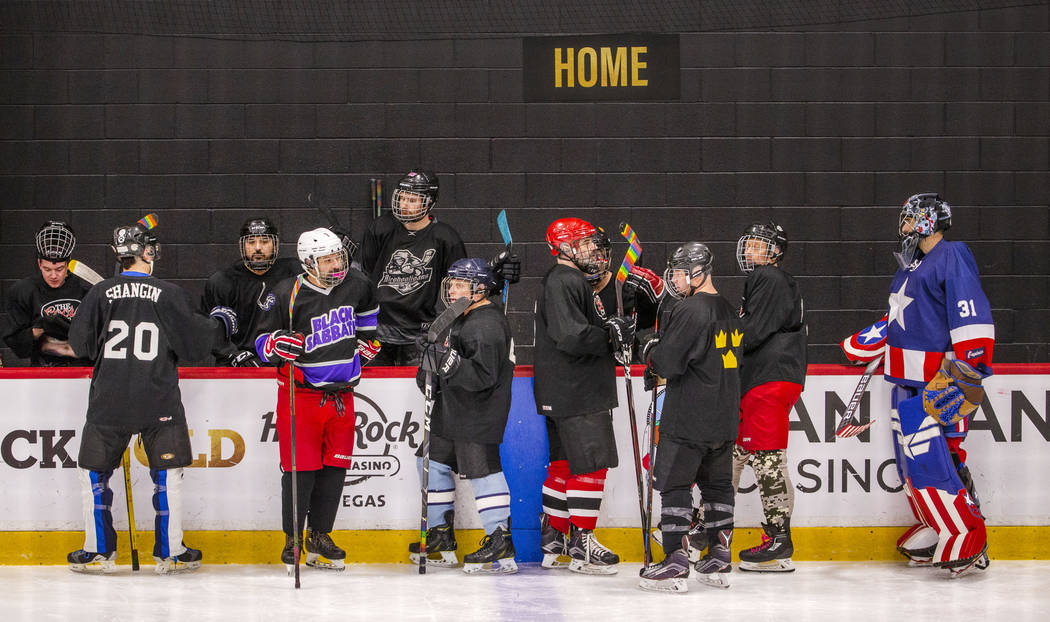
[305, 530, 346, 571]
[694, 530, 732, 589]
[281, 533, 300, 575]
[739, 519, 794, 572]
[567, 525, 620, 575]
[408, 510, 459, 568]
[154, 544, 202, 574]
[540, 513, 570, 569]
[463, 523, 517, 575]
[67, 549, 118, 574]
[638, 537, 691, 594]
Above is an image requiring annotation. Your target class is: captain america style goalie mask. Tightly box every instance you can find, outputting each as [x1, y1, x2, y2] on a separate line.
[298, 228, 348, 288]
[897, 192, 951, 268]
[441, 258, 498, 307]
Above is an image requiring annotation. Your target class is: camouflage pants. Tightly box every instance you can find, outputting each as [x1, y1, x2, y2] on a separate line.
[732, 445, 794, 528]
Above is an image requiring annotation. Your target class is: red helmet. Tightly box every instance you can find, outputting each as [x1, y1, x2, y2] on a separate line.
[546, 218, 603, 274]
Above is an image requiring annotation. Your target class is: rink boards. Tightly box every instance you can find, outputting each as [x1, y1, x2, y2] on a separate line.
[1, 364, 1048, 564]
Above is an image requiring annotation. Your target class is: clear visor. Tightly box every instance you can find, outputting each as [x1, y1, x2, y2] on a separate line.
[735, 235, 774, 273]
[308, 248, 348, 287]
[440, 276, 486, 308]
[240, 234, 278, 271]
[391, 189, 432, 223]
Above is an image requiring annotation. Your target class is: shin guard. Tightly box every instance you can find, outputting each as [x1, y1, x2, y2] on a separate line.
[541, 460, 570, 534]
[151, 468, 186, 559]
[567, 468, 607, 531]
[417, 457, 455, 526]
[79, 468, 117, 555]
[471, 471, 511, 535]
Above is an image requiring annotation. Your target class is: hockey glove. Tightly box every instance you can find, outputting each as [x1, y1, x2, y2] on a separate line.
[605, 315, 636, 352]
[40, 313, 72, 339]
[490, 250, 522, 285]
[264, 330, 305, 362]
[639, 333, 660, 363]
[356, 338, 382, 364]
[922, 359, 991, 426]
[209, 306, 239, 339]
[227, 350, 262, 367]
[626, 266, 665, 304]
[437, 347, 462, 378]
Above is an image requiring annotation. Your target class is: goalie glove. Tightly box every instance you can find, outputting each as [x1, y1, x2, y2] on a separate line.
[356, 338, 381, 364]
[922, 359, 991, 426]
[209, 306, 239, 340]
[625, 266, 665, 305]
[264, 330, 305, 362]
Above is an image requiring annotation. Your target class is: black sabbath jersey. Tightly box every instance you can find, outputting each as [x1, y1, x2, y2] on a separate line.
[68, 272, 226, 428]
[356, 215, 466, 345]
[253, 270, 378, 390]
[201, 257, 301, 357]
[533, 264, 617, 419]
[738, 265, 807, 394]
[431, 302, 514, 445]
[648, 292, 743, 444]
[2, 272, 92, 365]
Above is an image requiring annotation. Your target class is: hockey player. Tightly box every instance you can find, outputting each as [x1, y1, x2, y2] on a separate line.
[638, 242, 743, 592]
[844, 193, 993, 577]
[202, 217, 301, 366]
[356, 170, 466, 366]
[732, 221, 807, 572]
[253, 228, 379, 572]
[534, 217, 634, 575]
[2, 221, 92, 366]
[409, 258, 517, 574]
[66, 222, 237, 574]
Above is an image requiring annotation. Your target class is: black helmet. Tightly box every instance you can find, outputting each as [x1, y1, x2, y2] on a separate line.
[239, 217, 279, 272]
[736, 220, 787, 273]
[112, 224, 159, 261]
[36, 221, 76, 261]
[392, 170, 439, 223]
[665, 242, 713, 298]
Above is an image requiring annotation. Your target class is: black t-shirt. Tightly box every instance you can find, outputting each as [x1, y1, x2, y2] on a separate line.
[68, 273, 225, 428]
[202, 258, 302, 358]
[356, 215, 466, 345]
[431, 302, 514, 444]
[3, 272, 92, 366]
[738, 265, 807, 393]
[648, 291, 743, 444]
[533, 264, 617, 419]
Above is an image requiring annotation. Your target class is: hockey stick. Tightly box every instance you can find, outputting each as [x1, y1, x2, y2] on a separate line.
[496, 210, 513, 311]
[642, 313, 661, 568]
[835, 354, 883, 438]
[417, 296, 472, 574]
[613, 222, 648, 559]
[67, 259, 103, 285]
[288, 276, 303, 588]
[122, 447, 140, 571]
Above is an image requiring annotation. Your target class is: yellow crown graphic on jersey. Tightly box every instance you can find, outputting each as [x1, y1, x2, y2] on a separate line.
[722, 350, 738, 368]
[714, 330, 726, 349]
[731, 329, 743, 347]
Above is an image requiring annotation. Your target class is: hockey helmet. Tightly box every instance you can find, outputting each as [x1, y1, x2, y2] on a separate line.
[586, 225, 613, 282]
[239, 217, 279, 272]
[546, 217, 603, 274]
[298, 228, 348, 288]
[36, 221, 76, 262]
[665, 242, 713, 298]
[112, 223, 159, 262]
[441, 257, 498, 307]
[897, 192, 951, 267]
[736, 220, 787, 273]
[391, 170, 439, 223]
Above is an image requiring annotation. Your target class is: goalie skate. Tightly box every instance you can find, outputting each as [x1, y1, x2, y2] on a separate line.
[540, 513, 570, 569]
[946, 549, 990, 579]
[305, 530, 346, 571]
[67, 550, 118, 574]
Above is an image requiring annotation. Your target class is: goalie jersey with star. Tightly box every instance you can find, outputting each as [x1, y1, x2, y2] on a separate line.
[885, 240, 994, 388]
[68, 273, 226, 428]
[253, 270, 378, 389]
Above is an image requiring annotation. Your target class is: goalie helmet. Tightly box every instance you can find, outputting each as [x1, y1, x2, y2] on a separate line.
[298, 227, 348, 288]
[897, 192, 951, 267]
[736, 220, 787, 273]
[391, 170, 439, 223]
[664, 242, 713, 298]
[441, 257, 497, 307]
[112, 223, 159, 261]
[36, 221, 76, 262]
[239, 217, 279, 272]
[546, 217, 603, 274]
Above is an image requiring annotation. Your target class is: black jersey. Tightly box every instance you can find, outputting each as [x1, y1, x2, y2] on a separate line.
[201, 258, 301, 357]
[533, 264, 617, 419]
[431, 302, 514, 445]
[3, 272, 92, 366]
[648, 292, 743, 444]
[356, 215, 466, 345]
[738, 265, 807, 394]
[67, 272, 225, 428]
[253, 270, 378, 390]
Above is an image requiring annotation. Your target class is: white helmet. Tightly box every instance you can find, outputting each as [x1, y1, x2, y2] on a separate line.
[297, 228, 348, 287]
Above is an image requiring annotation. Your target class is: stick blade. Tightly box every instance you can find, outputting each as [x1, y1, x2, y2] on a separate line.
[497, 210, 512, 246]
[836, 418, 876, 438]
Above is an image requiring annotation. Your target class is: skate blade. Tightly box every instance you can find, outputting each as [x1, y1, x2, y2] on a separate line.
[463, 558, 518, 574]
[638, 577, 688, 593]
[68, 560, 118, 574]
[739, 558, 795, 572]
[153, 559, 202, 575]
[695, 572, 731, 589]
[541, 553, 571, 569]
[568, 559, 619, 575]
[305, 554, 346, 571]
[409, 551, 459, 568]
[947, 554, 990, 579]
[906, 558, 933, 568]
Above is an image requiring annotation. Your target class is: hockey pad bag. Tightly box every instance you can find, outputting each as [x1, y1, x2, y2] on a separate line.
[922, 358, 990, 426]
[840, 315, 887, 363]
[895, 395, 986, 567]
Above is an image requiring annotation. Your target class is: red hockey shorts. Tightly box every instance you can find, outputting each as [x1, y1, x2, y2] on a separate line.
[275, 377, 355, 472]
[736, 381, 804, 452]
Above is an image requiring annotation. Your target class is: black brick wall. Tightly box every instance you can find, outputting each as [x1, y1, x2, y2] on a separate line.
[2, 2, 1048, 366]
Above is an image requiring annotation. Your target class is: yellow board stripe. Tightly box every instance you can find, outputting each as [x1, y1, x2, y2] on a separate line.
[3, 527, 1047, 565]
